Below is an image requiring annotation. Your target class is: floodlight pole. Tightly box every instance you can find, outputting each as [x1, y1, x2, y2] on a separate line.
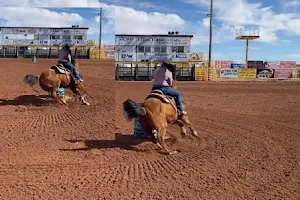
[208, 0, 213, 81]
[98, 7, 102, 58]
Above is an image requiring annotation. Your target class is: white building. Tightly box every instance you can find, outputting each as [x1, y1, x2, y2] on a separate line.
[0, 26, 89, 47]
[115, 33, 193, 62]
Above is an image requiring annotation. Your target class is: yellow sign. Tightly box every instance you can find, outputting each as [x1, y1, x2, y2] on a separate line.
[195, 68, 208, 80]
[296, 69, 300, 78]
[238, 68, 257, 79]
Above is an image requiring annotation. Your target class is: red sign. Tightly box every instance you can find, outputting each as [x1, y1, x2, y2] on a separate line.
[215, 61, 232, 69]
[103, 45, 114, 52]
[275, 69, 293, 79]
[279, 61, 296, 69]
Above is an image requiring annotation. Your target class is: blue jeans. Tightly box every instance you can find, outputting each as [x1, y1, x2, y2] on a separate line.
[59, 61, 81, 80]
[152, 86, 183, 113]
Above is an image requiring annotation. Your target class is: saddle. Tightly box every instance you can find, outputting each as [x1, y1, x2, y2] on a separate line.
[51, 63, 76, 86]
[51, 63, 71, 75]
[145, 89, 178, 114]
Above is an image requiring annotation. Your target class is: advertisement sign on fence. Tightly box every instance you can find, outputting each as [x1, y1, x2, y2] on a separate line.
[274, 69, 293, 79]
[230, 63, 244, 68]
[264, 61, 280, 69]
[256, 69, 275, 78]
[215, 61, 232, 69]
[279, 61, 296, 69]
[137, 53, 154, 61]
[119, 53, 135, 61]
[248, 61, 264, 69]
[238, 69, 257, 79]
[220, 68, 238, 78]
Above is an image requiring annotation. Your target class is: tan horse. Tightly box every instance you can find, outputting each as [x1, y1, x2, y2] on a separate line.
[123, 81, 197, 155]
[23, 62, 90, 105]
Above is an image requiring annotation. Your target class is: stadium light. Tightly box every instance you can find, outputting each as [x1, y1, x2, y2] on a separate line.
[98, 7, 102, 58]
[208, 0, 213, 81]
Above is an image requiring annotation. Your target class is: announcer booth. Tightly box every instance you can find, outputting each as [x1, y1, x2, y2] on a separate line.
[114, 32, 194, 81]
[0, 26, 89, 58]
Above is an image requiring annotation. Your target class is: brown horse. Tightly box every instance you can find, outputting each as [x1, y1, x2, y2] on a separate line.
[123, 80, 197, 155]
[23, 62, 90, 105]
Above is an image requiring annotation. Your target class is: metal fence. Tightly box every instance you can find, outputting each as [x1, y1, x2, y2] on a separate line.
[115, 64, 196, 81]
[0, 46, 90, 59]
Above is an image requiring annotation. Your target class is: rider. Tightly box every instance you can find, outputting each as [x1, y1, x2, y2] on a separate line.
[150, 62, 187, 116]
[58, 44, 83, 83]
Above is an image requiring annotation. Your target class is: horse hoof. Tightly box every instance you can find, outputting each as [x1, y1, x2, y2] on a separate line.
[168, 150, 178, 155]
[192, 131, 198, 136]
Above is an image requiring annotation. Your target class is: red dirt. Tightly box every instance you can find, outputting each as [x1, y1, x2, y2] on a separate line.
[0, 58, 299, 199]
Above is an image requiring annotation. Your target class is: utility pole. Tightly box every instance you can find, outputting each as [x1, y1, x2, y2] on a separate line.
[98, 7, 102, 58]
[208, 0, 213, 81]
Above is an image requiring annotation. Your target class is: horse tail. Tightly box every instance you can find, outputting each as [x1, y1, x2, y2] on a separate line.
[23, 74, 39, 86]
[123, 99, 146, 120]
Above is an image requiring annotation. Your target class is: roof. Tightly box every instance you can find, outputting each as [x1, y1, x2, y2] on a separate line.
[115, 34, 193, 37]
[0, 26, 89, 30]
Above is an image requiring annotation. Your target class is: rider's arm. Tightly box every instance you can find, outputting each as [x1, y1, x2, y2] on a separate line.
[166, 70, 173, 86]
[150, 69, 155, 80]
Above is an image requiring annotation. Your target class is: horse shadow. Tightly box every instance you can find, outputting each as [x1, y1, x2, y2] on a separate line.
[60, 133, 149, 152]
[0, 94, 51, 106]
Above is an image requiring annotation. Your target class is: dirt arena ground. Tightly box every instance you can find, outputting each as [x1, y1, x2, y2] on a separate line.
[0, 58, 299, 199]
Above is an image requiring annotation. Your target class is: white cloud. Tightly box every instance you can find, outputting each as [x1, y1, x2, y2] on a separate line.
[284, 54, 300, 58]
[0, 7, 84, 27]
[182, 0, 300, 43]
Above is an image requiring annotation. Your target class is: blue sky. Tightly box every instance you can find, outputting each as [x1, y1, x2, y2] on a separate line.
[1, 0, 300, 62]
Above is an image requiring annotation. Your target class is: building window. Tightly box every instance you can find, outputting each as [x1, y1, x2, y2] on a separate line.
[172, 46, 177, 52]
[51, 35, 60, 40]
[161, 46, 167, 52]
[63, 35, 71, 40]
[137, 46, 144, 53]
[172, 46, 184, 53]
[154, 46, 160, 52]
[138, 46, 151, 53]
[145, 46, 151, 53]
[74, 35, 83, 40]
[177, 46, 184, 53]
[154, 46, 167, 53]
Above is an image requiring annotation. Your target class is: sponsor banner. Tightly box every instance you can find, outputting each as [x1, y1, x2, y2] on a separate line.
[117, 36, 137, 45]
[215, 61, 232, 69]
[238, 68, 257, 79]
[119, 45, 135, 53]
[154, 37, 173, 45]
[256, 69, 275, 78]
[118, 53, 135, 61]
[279, 61, 296, 69]
[263, 61, 280, 69]
[171, 53, 189, 61]
[136, 53, 154, 61]
[248, 61, 264, 69]
[153, 53, 172, 61]
[104, 45, 115, 56]
[230, 63, 244, 68]
[274, 69, 293, 79]
[220, 68, 238, 78]
[172, 37, 191, 46]
[136, 36, 154, 45]
[106, 51, 115, 56]
[0, 39, 14, 45]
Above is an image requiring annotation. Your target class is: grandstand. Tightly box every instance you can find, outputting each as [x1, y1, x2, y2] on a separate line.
[0, 26, 105, 59]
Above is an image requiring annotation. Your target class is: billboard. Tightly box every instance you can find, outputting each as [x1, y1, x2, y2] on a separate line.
[0, 27, 88, 46]
[219, 68, 238, 78]
[103, 45, 115, 57]
[247, 61, 264, 69]
[256, 69, 275, 78]
[215, 61, 232, 69]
